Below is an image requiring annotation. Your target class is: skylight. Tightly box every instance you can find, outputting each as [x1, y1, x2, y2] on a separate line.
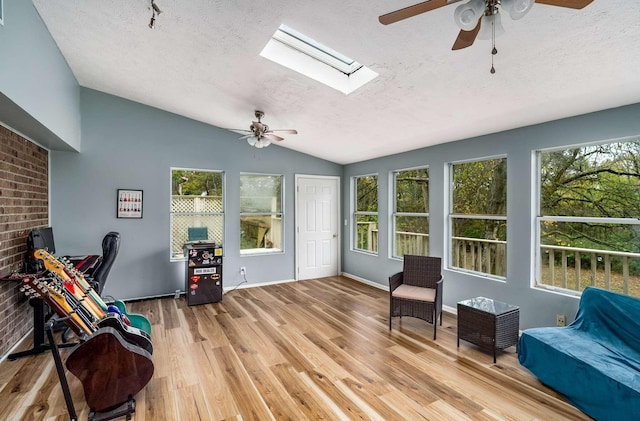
[260, 24, 378, 95]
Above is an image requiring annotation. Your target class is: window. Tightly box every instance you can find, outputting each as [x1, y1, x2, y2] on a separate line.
[353, 174, 378, 253]
[537, 139, 640, 298]
[170, 169, 224, 259]
[449, 158, 507, 278]
[392, 167, 429, 258]
[240, 174, 283, 254]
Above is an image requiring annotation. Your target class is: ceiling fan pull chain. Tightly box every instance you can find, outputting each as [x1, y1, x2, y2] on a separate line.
[490, 15, 497, 74]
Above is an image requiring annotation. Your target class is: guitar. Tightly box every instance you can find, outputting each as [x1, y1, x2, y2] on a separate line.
[23, 256, 154, 354]
[34, 249, 105, 321]
[97, 313, 153, 355]
[20, 277, 94, 337]
[59, 256, 153, 337]
[111, 300, 152, 336]
[66, 326, 154, 412]
[58, 256, 109, 312]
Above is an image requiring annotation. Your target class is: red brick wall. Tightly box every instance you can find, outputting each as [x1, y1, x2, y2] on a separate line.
[0, 125, 49, 358]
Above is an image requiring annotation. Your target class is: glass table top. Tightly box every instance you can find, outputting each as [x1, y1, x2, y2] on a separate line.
[458, 297, 519, 315]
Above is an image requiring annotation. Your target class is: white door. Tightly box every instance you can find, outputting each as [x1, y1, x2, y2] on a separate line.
[296, 176, 339, 280]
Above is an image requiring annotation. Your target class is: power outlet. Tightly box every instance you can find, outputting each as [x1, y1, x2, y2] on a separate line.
[556, 314, 566, 327]
[240, 267, 246, 276]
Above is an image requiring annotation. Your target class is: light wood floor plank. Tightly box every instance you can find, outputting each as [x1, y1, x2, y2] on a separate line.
[0, 276, 592, 420]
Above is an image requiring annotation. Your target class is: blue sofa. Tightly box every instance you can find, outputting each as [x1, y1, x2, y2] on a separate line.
[518, 287, 640, 420]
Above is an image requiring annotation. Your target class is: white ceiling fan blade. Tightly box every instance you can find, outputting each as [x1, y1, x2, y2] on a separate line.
[229, 129, 252, 135]
[237, 134, 255, 140]
[271, 129, 298, 134]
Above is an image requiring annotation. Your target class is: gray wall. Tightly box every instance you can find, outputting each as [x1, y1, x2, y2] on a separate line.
[0, 0, 80, 151]
[342, 102, 640, 329]
[51, 88, 342, 299]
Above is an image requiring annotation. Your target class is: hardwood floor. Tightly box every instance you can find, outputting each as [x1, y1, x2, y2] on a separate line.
[0, 276, 591, 420]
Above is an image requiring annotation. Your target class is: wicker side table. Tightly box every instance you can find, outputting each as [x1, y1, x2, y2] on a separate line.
[457, 297, 519, 363]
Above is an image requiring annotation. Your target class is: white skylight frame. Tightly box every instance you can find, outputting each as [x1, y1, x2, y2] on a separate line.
[260, 24, 378, 95]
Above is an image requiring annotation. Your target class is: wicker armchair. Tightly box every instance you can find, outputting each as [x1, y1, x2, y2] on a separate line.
[389, 255, 443, 339]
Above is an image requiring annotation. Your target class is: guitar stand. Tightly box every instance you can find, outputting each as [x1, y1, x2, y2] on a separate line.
[88, 397, 136, 421]
[8, 299, 76, 361]
[46, 320, 78, 421]
[46, 321, 136, 421]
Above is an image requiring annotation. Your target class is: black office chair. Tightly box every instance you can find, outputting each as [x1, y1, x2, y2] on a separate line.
[89, 231, 120, 295]
[61, 232, 120, 343]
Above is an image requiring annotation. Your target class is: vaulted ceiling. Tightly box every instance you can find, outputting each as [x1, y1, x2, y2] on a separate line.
[32, 0, 640, 164]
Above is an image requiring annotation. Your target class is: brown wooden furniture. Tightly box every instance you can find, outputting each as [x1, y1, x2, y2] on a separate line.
[389, 255, 443, 339]
[457, 296, 519, 363]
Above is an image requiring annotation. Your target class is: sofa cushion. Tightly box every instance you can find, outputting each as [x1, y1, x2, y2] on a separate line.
[392, 284, 435, 302]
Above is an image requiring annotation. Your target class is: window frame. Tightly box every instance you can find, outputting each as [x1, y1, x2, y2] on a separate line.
[447, 156, 507, 280]
[390, 166, 429, 260]
[170, 167, 225, 261]
[352, 173, 379, 255]
[239, 172, 285, 256]
[534, 139, 640, 297]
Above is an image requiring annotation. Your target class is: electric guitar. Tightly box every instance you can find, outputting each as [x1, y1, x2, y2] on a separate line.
[34, 249, 105, 321]
[66, 326, 154, 412]
[58, 256, 153, 337]
[20, 277, 94, 337]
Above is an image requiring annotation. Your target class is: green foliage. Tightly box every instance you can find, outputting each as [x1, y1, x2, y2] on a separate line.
[451, 158, 507, 241]
[356, 175, 378, 212]
[395, 168, 429, 235]
[540, 140, 640, 253]
[453, 158, 506, 215]
[240, 175, 282, 212]
[172, 169, 222, 196]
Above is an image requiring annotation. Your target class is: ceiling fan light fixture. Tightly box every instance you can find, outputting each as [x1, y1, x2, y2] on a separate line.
[247, 137, 258, 147]
[477, 12, 505, 40]
[501, 0, 535, 20]
[454, 0, 486, 31]
[254, 138, 271, 148]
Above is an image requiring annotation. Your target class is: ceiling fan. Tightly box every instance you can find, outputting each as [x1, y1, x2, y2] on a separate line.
[228, 110, 298, 148]
[378, 0, 594, 51]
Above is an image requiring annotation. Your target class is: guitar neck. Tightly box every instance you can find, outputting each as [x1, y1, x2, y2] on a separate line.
[21, 277, 94, 336]
[35, 249, 106, 320]
[59, 257, 109, 312]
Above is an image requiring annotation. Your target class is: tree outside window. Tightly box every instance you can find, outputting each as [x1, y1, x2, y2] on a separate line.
[537, 140, 640, 297]
[450, 158, 507, 277]
[170, 169, 223, 259]
[392, 167, 429, 258]
[353, 174, 378, 253]
[240, 174, 283, 254]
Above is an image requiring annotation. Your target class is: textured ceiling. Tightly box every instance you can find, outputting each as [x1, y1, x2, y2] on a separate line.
[32, 0, 640, 164]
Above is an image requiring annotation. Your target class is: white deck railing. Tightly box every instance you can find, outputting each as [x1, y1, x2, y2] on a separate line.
[354, 225, 640, 296]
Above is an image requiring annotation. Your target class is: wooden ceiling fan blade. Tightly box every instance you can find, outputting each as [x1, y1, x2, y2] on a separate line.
[535, 0, 593, 9]
[451, 20, 481, 51]
[271, 129, 298, 134]
[378, 0, 460, 25]
[264, 134, 284, 142]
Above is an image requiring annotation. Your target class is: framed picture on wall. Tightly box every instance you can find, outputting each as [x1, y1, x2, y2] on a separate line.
[117, 189, 143, 218]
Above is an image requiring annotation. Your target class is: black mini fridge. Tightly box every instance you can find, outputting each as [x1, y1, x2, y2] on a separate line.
[184, 243, 223, 305]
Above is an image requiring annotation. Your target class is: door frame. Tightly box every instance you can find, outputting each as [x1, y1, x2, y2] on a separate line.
[294, 174, 341, 281]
